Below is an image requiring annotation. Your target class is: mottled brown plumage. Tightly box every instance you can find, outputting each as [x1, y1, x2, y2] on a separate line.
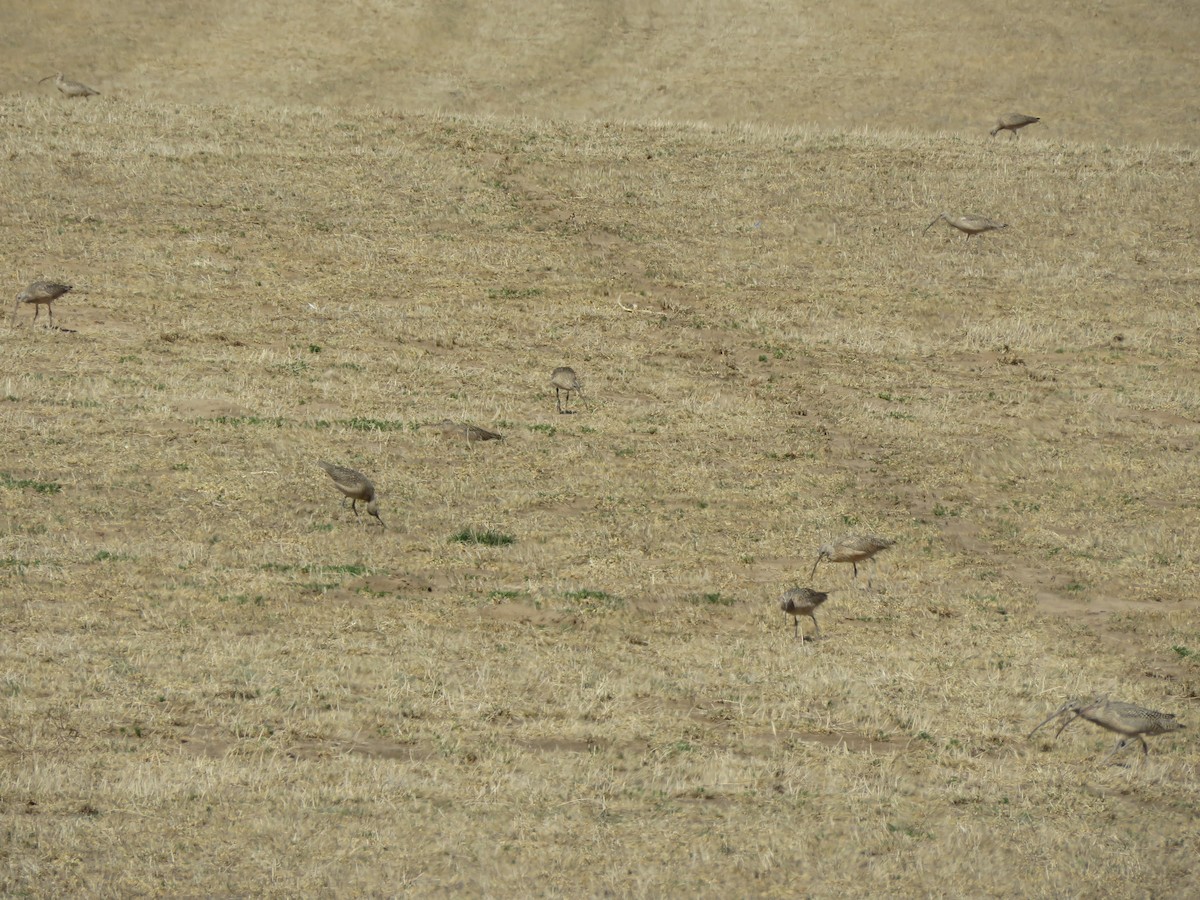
[438, 419, 503, 445]
[318, 461, 383, 525]
[924, 213, 1008, 240]
[12, 281, 71, 327]
[990, 113, 1040, 138]
[779, 587, 830, 640]
[39, 72, 100, 98]
[811, 535, 894, 589]
[1029, 697, 1185, 763]
[550, 366, 583, 414]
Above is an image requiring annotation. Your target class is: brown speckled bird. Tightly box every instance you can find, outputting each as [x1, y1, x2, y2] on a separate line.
[990, 113, 1039, 138]
[924, 213, 1008, 240]
[318, 461, 384, 526]
[811, 535, 894, 590]
[779, 587, 830, 640]
[12, 281, 72, 327]
[1029, 697, 1185, 763]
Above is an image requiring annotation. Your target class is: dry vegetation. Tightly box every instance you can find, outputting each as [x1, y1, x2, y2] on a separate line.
[3, 1, 1200, 896]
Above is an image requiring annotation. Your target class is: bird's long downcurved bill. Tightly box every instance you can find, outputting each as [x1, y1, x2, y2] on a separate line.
[1027, 702, 1078, 739]
[809, 557, 820, 579]
[923, 215, 943, 234]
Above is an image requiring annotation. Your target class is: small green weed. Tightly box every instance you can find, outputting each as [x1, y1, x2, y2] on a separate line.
[450, 528, 515, 546]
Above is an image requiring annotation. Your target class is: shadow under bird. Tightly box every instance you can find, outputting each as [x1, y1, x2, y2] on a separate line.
[1028, 697, 1185, 763]
[39, 72, 100, 98]
[924, 213, 1008, 240]
[550, 366, 583, 414]
[12, 281, 71, 327]
[811, 535, 894, 590]
[779, 587, 830, 640]
[318, 461, 384, 526]
[990, 113, 1040, 138]
[438, 419, 503, 445]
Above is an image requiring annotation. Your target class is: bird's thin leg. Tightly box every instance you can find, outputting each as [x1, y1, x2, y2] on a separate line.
[792, 618, 798, 639]
[1103, 737, 1137, 765]
[48, 305, 53, 329]
[351, 499, 359, 517]
[33, 305, 40, 324]
[555, 388, 562, 414]
[1138, 735, 1149, 757]
[810, 614, 820, 640]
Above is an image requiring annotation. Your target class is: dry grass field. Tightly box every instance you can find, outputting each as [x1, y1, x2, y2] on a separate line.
[3, 1, 1200, 896]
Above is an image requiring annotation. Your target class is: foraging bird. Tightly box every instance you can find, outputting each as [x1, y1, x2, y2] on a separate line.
[811, 535, 894, 589]
[38, 72, 100, 98]
[550, 366, 583, 414]
[12, 281, 71, 327]
[318, 461, 384, 526]
[779, 587, 830, 640]
[1028, 697, 1185, 763]
[924, 213, 1008, 240]
[438, 419, 503, 445]
[990, 113, 1040, 138]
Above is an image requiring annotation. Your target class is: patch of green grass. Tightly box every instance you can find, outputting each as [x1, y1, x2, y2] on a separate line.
[528, 423, 557, 436]
[887, 823, 932, 840]
[258, 562, 368, 576]
[343, 417, 412, 432]
[488, 589, 527, 601]
[93, 551, 133, 563]
[487, 287, 544, 299]
[219, 594, 266, 606]
[210, 415, 287, 428]
[564, 588, 624, 610]
[302, 582, 338, 594]
[322, 564, 368, 576]
[686, 593, 735, 606]
[0, 472, 62, 494]
[450, 528, 515, 546]
[1173, 646, 1194, 658]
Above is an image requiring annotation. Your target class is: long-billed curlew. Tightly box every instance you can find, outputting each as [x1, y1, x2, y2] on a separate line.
[990, 113, 1040, 138]
[924, 213, 1008, 240]
[38, 72, 100, 98]
[438, 419, 503, 446]
[1028, 697, 1185, 763]
[779, 587, 830, 640]
[550, 366, 583, 414]
[318, 461, 384, 526]
[12, 281, 71, 328]
[811, 535, 894, 590]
